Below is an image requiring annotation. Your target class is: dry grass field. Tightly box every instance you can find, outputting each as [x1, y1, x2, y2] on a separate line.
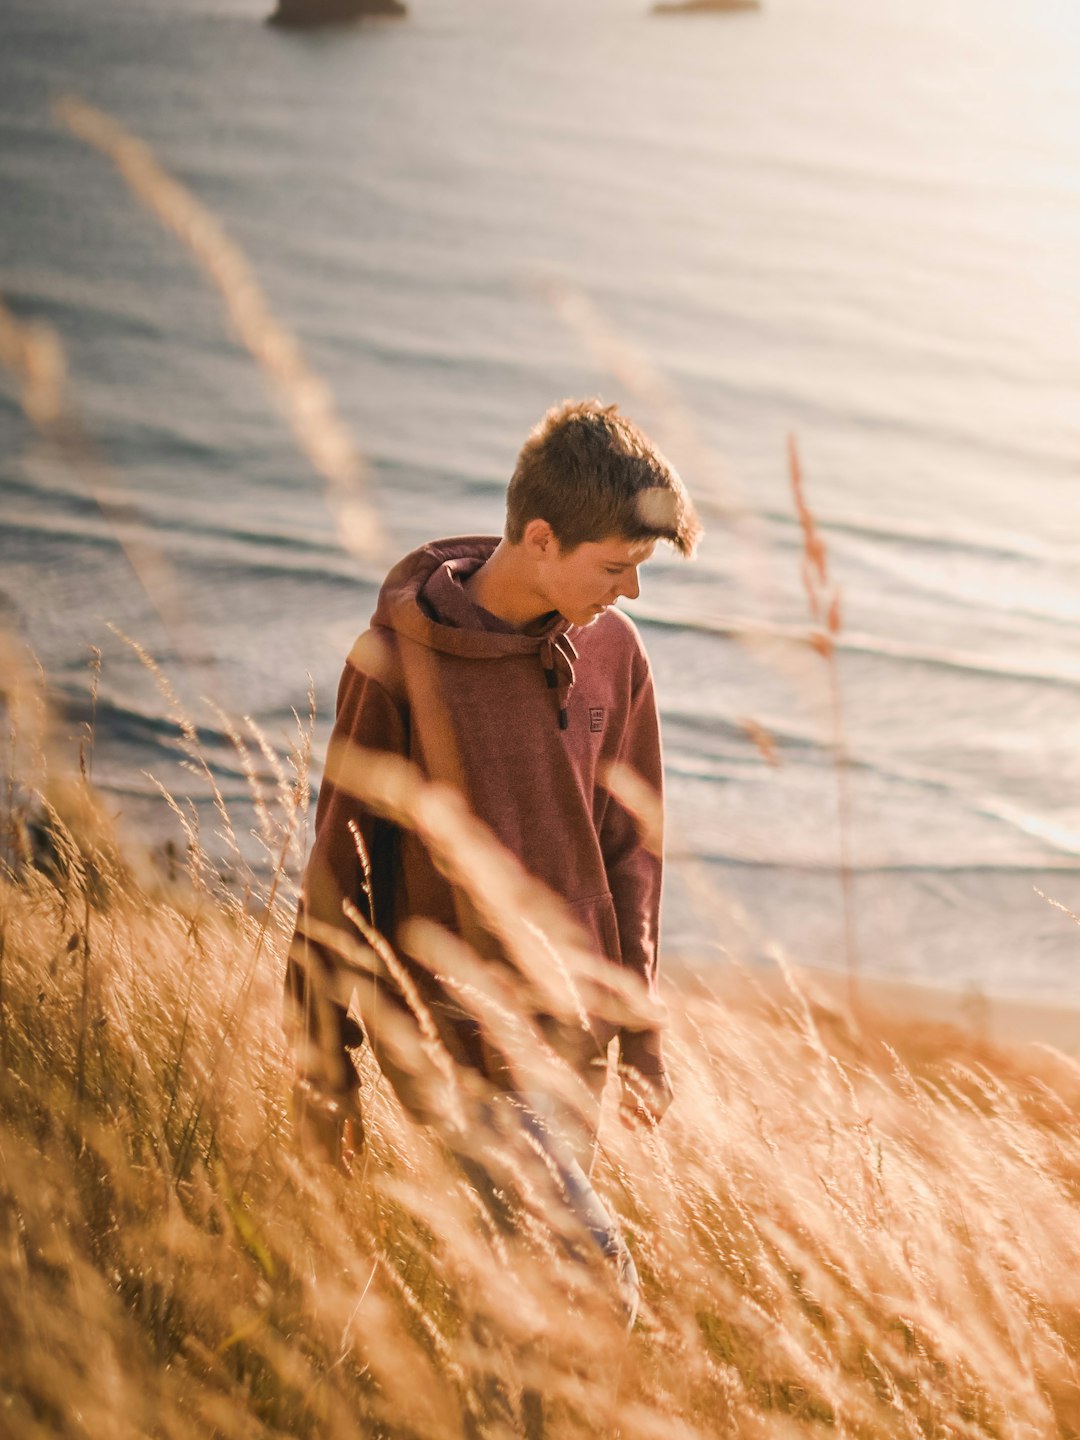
[4, 654, 1080, 1440]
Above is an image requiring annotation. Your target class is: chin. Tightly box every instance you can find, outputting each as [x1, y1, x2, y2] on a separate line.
[576, 606, 608, 627]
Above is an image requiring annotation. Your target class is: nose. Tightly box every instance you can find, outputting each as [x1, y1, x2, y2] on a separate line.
[618, 567, 640, 602]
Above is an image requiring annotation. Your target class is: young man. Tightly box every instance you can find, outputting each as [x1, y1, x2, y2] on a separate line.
[285, 398, 700, 1307]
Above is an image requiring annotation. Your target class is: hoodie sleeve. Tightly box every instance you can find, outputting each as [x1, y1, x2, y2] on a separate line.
[600, 648, 667, 1080]
[284, 645, 407, 1096]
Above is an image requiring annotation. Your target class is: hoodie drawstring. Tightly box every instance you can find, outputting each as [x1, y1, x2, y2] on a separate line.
[541, 634, 577, 731]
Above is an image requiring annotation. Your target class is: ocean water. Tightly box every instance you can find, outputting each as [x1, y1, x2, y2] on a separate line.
[3, 0, 1080, 1000]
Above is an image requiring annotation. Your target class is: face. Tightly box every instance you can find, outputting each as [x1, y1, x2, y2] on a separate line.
[535, 532, 656, 627]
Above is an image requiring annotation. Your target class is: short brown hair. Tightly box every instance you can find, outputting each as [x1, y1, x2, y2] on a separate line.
[505, 399, 702, 557]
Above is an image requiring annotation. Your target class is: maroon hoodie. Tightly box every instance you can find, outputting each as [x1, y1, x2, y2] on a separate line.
[285, 535, 666, 1103]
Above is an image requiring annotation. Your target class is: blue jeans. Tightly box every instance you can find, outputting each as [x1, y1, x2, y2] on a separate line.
[450, 1085, 641, 1329]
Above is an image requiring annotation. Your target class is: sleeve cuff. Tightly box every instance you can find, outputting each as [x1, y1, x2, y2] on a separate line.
[618, 1027, 666, 1078]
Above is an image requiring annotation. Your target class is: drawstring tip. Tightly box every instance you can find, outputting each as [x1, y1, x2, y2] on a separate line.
[558, 707, 569, 730]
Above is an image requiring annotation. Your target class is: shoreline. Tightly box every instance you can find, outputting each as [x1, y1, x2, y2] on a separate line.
[669, 955, 1080, 1059]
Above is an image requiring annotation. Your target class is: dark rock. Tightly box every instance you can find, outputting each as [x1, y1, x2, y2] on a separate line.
[268, 0, 406, 28]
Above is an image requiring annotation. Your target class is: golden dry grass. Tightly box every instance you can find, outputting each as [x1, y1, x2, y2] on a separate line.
[4, 664, 1080, 1440]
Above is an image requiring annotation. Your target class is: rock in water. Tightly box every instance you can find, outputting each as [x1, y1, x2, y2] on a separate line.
[268, 0, 406, 27]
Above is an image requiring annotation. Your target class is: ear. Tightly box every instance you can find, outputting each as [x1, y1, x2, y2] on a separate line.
[521, 518, 558, 557]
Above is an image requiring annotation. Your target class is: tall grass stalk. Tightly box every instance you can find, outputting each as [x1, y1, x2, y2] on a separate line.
[54, 95, 383, 563]
[0, 293, 209, 680]
[788, 434, 858, 999]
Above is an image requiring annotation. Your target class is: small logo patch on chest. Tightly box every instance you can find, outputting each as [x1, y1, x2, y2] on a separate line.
[589, 707, 605, 733]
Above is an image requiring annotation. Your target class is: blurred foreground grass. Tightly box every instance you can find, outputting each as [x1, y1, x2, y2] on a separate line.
[4, 667, 1080, 1440]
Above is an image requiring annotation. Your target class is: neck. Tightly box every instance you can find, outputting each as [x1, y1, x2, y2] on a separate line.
[465, 540, 552, 629]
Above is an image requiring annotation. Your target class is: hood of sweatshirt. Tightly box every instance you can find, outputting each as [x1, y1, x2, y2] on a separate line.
[371, 535, 579, 728]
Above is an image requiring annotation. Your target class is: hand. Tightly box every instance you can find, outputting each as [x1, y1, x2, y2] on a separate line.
[292, 1077, 365, 1171]
[618, 1067, 674, 1131]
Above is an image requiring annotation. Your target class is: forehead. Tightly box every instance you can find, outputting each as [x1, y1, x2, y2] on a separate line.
[586, 535, 657, 566]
